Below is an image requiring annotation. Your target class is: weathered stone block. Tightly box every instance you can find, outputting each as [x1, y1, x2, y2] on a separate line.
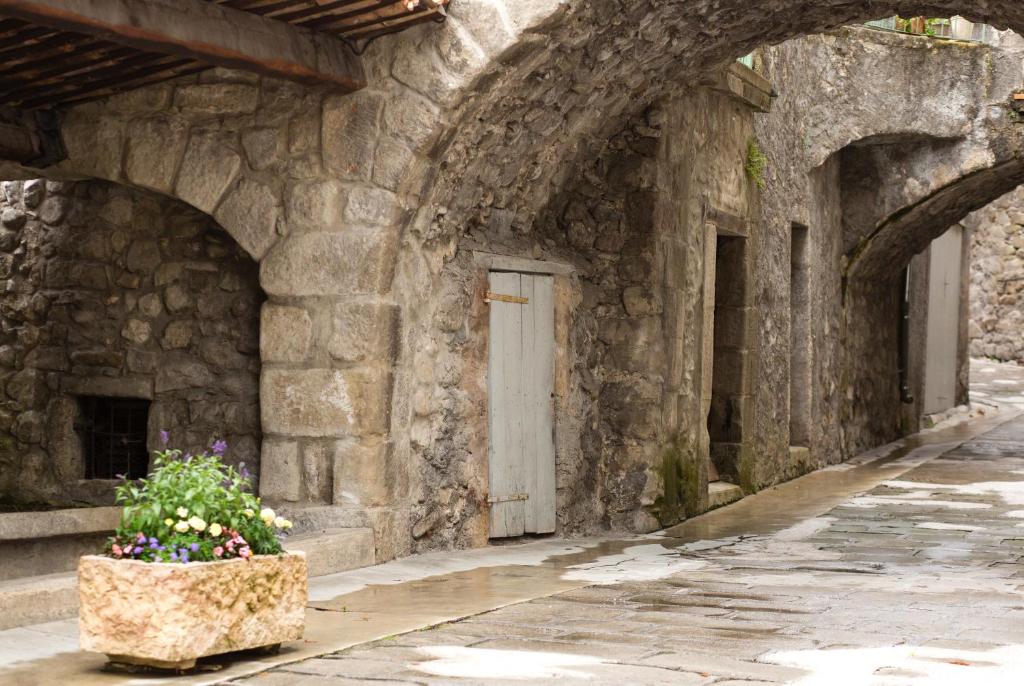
[242, 128, 286, 171]
[332, 440, 389, 507]
[215, 179, 280, 260]
[260, 304, 313, 363]
[124, 119, 187, 193]
[126, 239, 161, 273]
[261, 367, 391, 438]
[78, 554, 306, 669]
[287, 180, 345, 231]
[301, 443, 333, 503]
[59, 114, 125, 182]
[329, 301, 398, 363]
[162, 321, 193, 350]
[260, 229, 397, 297]
[175, 134, 242, 214]
[323, 91, 384, 180]
[259, 439, 301, 502]
[173, 84, 259, 115]
[382, 89, 440, 149]
[343, 186, 401, 228]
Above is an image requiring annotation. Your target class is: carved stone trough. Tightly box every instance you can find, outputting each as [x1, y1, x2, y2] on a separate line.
[78, 552, 307, 670]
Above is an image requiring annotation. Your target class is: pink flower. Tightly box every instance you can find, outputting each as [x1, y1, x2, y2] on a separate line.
[213, 546, 224, 558]
[239, 546, 251, 559]
[112, 544, 122, 557]
[226, 540, 235, 551]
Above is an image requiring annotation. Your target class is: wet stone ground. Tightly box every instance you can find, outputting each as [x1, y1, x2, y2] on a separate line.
[237, 415, 1024, 684]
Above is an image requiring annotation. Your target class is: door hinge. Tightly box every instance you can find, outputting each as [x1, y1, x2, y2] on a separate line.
[487, 493, 529, 504]
[484, 291, 529, 304]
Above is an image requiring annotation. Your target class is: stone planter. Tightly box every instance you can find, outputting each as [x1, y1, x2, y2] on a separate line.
[78, 552, 307, 670]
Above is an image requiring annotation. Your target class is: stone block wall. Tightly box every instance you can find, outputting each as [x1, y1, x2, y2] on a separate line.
[963, 187, 1024, 363]
[0, 179, 261, 506]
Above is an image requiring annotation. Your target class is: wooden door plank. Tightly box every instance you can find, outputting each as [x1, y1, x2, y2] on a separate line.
[520, 274, 538, 533]
[527, 274, 556, 533]
[487, 271, 526, 538]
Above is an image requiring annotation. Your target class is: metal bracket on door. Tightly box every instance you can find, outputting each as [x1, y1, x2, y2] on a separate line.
[484, 291, 529, 305]
[487, 493, 529, 504]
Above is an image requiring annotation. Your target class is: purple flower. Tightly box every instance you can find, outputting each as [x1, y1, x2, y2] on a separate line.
[189, 543, 199, 553]
[170, 552, 178, 561]
[159, 430, 169, 445]
[211, 439, 228, 456]
[132, 546, 143, 555]
[149, 542, 158, 549]
[148, 537, 158, 546]
[180, 551, 189, 563]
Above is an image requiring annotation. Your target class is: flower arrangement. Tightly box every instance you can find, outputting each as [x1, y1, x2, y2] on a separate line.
[106, 434, 292, 564]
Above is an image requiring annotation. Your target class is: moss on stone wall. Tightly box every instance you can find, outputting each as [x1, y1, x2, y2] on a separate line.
[652, 433, 702, 525]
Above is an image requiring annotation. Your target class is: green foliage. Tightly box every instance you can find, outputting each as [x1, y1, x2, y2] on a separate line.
[745, 138, 767, 189]
[109, 444, 289, 563]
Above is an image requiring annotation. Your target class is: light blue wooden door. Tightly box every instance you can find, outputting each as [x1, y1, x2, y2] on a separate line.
[487, 271, 556, 538]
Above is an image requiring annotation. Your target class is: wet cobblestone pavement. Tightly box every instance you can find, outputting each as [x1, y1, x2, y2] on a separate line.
[237, 410, 1024, 684]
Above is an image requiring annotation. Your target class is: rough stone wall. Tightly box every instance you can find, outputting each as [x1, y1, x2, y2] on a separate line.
[0, 179, 261, 506]
[399, 80, 759, 549]
[964, 187, 1024, 362]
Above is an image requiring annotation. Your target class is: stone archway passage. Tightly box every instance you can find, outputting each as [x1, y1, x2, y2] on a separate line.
[0, 178, 262, 507]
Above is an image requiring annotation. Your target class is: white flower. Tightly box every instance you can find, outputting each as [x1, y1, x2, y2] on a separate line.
[208, 523, 223, 537]
[174, 520, 190, 533]
[260, 507, 276, 524]
[273, 516, 286, 528]
[188, 516, 207, 532]
[176, 506, 189, 518]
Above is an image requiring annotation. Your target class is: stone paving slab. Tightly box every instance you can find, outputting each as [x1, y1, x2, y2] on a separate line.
[231, 413, 1024, 685]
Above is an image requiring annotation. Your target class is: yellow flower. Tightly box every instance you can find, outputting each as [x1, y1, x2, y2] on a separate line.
[174, 520, 190, 533]
[164, 518, 174, 527]
[282, 519, 293, 530]
[176, 507, 188, 518]
[243, 508, 254, 518]
[188, 516, 207, 532]
[259, 507, 275, 525]
[208, 523, 223, 537]
[273, 516, 286, 528]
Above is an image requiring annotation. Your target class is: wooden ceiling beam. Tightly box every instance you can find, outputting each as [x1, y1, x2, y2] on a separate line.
[0, 0, 366, 91]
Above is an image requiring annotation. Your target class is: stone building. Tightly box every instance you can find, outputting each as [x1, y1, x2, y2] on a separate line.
[3, 0, 1024, 626]
[963, 188, 1024, 364]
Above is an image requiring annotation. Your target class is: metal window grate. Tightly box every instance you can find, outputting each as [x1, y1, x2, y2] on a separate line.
[77, 396, 151, 480]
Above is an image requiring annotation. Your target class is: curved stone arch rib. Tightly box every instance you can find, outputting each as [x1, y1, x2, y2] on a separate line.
[56, 108, 280, 264]
[846, 157, 1024, 285]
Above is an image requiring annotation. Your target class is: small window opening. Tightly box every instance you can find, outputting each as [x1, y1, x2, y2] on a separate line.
[77, 396, 151, 479]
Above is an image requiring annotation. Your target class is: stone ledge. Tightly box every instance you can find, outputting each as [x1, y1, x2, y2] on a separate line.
[285, 527, 375, 577]
[707, 481, 744, 511]
[0, 506, 120, 542]
[701, 62, 774, 113]
[0, 571, 78, 631]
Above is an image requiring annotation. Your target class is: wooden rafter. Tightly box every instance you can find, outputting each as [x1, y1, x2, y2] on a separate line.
[0, 0, 366, 90]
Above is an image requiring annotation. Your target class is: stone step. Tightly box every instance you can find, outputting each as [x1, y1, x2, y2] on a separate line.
[0, 527, 376, 630]
[0, 506, 120, 583]
[0, 571, 78, 631]
[285, 527, 375, 577]
[708, 481, 744, 510]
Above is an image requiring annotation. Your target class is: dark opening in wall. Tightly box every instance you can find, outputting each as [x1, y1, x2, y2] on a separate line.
[789, 223, 811, 447]
[77, 397, 151, 480]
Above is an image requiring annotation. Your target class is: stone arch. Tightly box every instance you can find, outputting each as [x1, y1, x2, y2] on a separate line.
[369, 3, 1024, 548]
[0, 176, 263, 506]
